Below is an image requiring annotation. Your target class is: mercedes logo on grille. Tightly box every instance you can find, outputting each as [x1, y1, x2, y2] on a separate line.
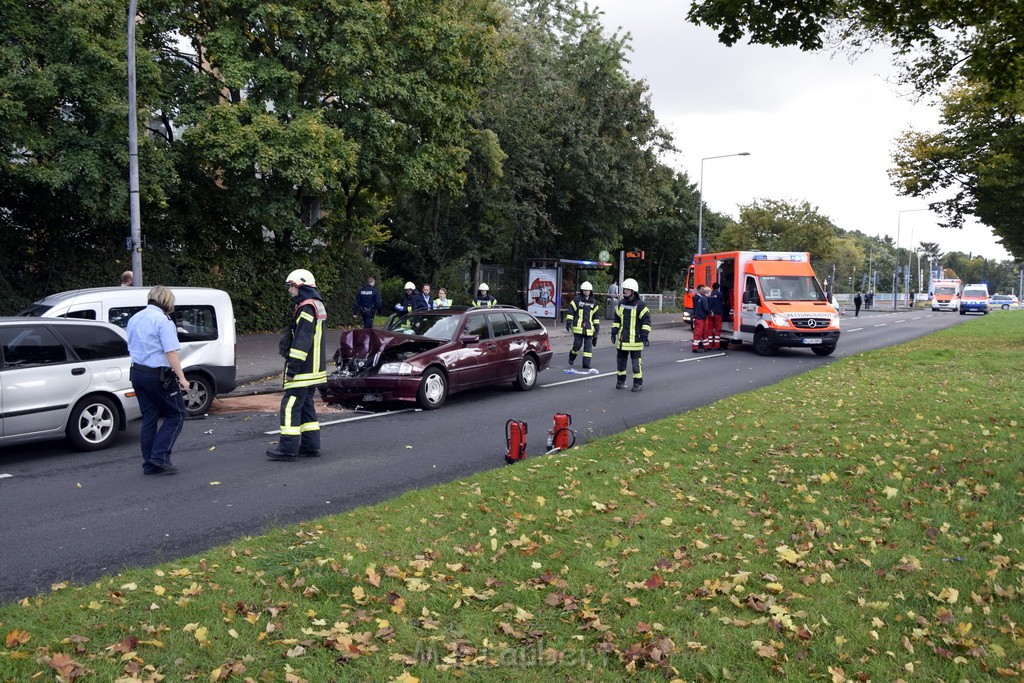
[805, 319, 818, 328]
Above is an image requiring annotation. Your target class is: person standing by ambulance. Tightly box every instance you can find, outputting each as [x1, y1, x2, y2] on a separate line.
[352, 276, 383, 328]
[612, 278, 651, 392]
[566, 281, 600, 371]
[267, 269, 327, 461]
[707, 282, 725, 350]
[691, 286, 710, 353]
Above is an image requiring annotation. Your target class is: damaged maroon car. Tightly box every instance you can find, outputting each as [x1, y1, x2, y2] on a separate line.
[321, 306, 553, 410]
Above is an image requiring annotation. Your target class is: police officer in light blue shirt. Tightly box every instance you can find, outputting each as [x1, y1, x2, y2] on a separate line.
[127, 285, 189, 475]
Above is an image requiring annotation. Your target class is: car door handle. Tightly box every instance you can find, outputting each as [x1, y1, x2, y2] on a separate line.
[71, 367, 86, 376]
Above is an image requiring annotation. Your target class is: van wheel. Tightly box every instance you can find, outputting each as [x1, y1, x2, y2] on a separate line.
[184, 373, 213, 416]
[417, 368, 448, 410]
[67, 395, 120, 451]
[959, 309, 965, 315]
[513, 355, 538, 391]
[752, 330, 777, 356]
[811, 345, 836, 356]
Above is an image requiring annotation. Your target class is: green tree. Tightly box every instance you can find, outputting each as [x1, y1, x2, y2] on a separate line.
[719, 199, 838, 262]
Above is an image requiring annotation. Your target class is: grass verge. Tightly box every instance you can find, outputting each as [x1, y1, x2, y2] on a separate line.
[2, 314, 1023, 682]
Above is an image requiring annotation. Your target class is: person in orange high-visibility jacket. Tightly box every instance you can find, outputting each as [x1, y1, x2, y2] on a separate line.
[268, 268, 327, 461]
[612, 279, 651, 392]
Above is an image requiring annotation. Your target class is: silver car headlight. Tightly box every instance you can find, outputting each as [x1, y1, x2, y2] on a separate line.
[378, 362, 414, 375]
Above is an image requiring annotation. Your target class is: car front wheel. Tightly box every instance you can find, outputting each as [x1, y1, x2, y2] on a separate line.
[416, 368, 448, 410]
[753, 330, 777, 356]
[184, 372, 213, 416]
[811, 345, 836, 356]
[67, 395, 120, 451]
[513, 355, 538, 391]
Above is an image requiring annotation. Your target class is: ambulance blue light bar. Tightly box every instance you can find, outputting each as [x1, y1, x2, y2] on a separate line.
[559, 259, 613, 267]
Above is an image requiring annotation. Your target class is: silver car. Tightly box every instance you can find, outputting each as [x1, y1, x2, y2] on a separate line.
[0, 318, 141, 451]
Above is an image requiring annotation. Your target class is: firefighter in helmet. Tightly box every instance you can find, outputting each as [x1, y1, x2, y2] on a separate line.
[472, 283, 497, 307]
[566, 281, 600, 371]
[268, 268, 327, 461]
[395, 282, 418, 314]
[611, 278, 651, 392]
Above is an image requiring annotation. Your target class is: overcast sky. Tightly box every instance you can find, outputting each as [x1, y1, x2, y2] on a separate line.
[593, 0, 1013, 261]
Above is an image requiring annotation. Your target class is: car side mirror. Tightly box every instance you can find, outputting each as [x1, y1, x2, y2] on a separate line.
[460, 334, 480, 345]
[742, 292, 756, 305]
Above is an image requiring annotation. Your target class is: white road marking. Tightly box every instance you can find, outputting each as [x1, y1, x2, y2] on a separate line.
[912, 316, 922, 320]
[846, 327, 863, 332]
[676, 352, 727, 363]
[0, 473, 12, 479]
[264, 408, 416, 434]
[543, 371, 618, 387]
[874, 323, 888, 327]
[894, 319, 907, 324]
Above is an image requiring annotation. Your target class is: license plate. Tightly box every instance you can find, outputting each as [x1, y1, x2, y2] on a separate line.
[802, 338, 822, 345]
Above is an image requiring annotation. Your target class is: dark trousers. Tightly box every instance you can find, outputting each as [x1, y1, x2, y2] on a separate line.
[361, 314, 374, 329]
[131, 368, 186, 473]
[854, 303, 861, 317]
[278, 386, 321, 454]
[568, 332, 594, 368]
[616, 349, 643, 385]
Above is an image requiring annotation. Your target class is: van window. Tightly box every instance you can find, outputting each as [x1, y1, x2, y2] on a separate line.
[0, 326, 68, 368]
[61, 310, 97, 320]
[173, 305, 219, 342]
[54, 325, 129, 360]
[109, 306, 145, 328]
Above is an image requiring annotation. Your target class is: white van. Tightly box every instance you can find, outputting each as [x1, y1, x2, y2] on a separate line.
[19, 287, 236, 415]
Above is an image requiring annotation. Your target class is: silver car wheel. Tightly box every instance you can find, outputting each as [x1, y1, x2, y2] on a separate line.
[79, 402, 115, 443]
[421, 371, 446, 406]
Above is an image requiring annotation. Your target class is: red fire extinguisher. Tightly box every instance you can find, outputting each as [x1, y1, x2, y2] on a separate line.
[505, 419, 528, 464]
[546, 413, 576, 452]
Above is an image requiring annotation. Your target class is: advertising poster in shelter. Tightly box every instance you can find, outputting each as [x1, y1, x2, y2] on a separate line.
[527, 268, 558, 318]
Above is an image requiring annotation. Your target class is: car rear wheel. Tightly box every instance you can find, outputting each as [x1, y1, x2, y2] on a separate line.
[67, 395, 120, 451]
[513, 355, 538, 391]
[184, 372, 213, 416]
[1002, 304, 1010, 310]
[752, 330, 777, 356]
[811, 345, 836, 356]
[416, 367, 448, 410]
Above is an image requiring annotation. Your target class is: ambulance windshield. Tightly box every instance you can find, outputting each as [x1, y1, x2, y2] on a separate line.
[758, 276, 827, 302]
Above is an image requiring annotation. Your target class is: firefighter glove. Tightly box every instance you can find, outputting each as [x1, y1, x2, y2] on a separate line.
[642, 334, 650, 348]
[592, 334, 598, 347]
[610, 331, 617, 345]
[565, 321, 572, 332]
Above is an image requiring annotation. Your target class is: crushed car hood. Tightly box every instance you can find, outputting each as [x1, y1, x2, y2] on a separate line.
[334, 328, 447, 365]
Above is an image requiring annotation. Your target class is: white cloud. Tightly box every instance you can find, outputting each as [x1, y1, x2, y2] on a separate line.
[595, 0, 1012, 260]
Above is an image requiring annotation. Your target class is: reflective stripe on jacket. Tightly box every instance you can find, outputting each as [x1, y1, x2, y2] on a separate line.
[567, 294, 600, 334]
[613, 297, 651, 351]
[285, 298, 327, 388]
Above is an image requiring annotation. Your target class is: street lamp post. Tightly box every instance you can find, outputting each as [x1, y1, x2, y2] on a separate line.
[893, 208, 930, 310]
[697, 152, 750, 256]
[127, 0, 143, 286]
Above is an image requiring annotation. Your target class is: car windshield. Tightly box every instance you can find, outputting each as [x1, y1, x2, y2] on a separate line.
[963, 288, 986, 297]
[934, 286, 957, 296]
[16, 304, 51, 317]
[758, 276, 826, 302]
[387, 313, 459, 340]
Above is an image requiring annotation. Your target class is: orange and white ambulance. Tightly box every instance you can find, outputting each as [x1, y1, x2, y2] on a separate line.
[930, 278, 962, 312]
[684, 251, 841, 356]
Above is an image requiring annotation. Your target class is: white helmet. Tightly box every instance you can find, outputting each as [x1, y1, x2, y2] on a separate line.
[622, 278, 639, 292]
[404, 281, 415, 290]
[285, 268, 316, 287]
[580, 281, 593, 292]
[478, 283, 489, 292]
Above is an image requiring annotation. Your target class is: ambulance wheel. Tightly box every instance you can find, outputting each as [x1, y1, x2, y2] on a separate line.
[959, 309, 965, 315]
[752, 330, 777, 356]
[811, 345, 836, 356]
[513, 355, 538, 391]
[416, 367, 448, 410]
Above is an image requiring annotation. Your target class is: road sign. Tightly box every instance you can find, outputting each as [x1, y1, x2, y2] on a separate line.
[599, 250, 610, 262]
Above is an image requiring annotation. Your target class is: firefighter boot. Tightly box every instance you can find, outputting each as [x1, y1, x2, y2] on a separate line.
[631, 381, 643, 393]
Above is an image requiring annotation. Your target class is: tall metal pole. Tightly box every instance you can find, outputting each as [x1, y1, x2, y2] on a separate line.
[127, 0, 143, 286]
[893, 208, 930, 310]
[696, 152, 750, 256]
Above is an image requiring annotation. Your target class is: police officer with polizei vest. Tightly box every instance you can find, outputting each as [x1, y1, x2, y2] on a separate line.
[268, 269, 328, 461]
[472, 282, 497, 307]
[611, 278, 651, 392]
[395, 282, 418, 315]
[566, 281, 600, 371]
[352, 276, 383, 328]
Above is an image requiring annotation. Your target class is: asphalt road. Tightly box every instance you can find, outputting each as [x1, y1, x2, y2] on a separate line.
[0, 308, 968, 603]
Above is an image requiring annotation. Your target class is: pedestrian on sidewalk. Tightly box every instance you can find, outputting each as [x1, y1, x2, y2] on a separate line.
[268, 269, 327, 461]
[853, 291, 862, 317]
[127, 285, 189, 475]
[612, 278, 651, 392]
[566, 281, 600, 371]
[352, 276, 382, 328]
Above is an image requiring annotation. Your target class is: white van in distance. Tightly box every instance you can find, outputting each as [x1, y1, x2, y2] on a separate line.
[19, 287, 236, 415]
